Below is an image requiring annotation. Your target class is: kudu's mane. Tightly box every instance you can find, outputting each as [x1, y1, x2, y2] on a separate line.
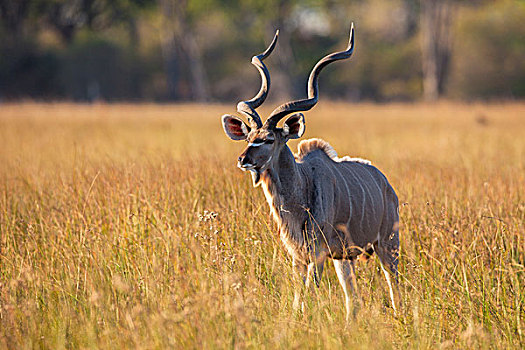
[295, 138, 371, 165]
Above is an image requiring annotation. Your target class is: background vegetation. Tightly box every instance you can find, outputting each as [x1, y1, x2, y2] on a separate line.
[1, 103, 523, 348]
[1, 0, 525, 102]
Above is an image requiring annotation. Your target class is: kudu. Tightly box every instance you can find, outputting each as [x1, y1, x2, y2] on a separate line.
[221, 25, 400, 318]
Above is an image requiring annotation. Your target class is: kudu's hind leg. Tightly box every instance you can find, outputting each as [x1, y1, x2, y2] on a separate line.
[333, 259, 361, 321]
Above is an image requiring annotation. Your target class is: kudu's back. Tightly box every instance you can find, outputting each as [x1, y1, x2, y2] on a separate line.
[296, 139, 399, 269]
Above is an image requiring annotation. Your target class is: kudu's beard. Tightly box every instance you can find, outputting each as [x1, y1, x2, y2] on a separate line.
[240, 155, 273, 187]
[249, 169, 261, 187]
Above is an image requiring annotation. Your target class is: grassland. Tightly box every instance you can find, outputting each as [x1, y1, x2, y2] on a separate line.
[0, 102, 523, 349]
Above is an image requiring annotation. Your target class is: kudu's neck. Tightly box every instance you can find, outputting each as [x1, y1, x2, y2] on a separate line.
[261, 145, 305, 224]
[267, 145, 301, 189]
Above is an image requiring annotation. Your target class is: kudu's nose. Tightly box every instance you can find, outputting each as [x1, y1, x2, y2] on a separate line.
[238, 150, 250, 165]
[237, 151, 253, 170]
[238, 155, 248, 167]
[238, 154, 247, 167]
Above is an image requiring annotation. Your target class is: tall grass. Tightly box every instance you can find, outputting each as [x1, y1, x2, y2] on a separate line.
[0, 102, 523, 348]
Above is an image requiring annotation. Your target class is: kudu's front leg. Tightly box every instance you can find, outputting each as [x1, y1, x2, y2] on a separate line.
[292, 255, 326, 313]
[293, 214, 329, 313]
[305, 253, 326, 288]
[292, 259, 307, 312]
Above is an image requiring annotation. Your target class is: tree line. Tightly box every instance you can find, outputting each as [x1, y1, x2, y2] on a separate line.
[0, 0, 524, 102]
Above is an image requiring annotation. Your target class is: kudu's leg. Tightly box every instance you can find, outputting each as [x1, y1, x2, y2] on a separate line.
[374, 197, 401, 313]
[304, 217, 329, 288]
[378, 255, 397, 312]
[305, 256, 326, 288]
[333, 259, 361, 321]
[292, 254, 326, 313]
[294, 217, 329, 312]
[292, 260, 307, 312]
[374, 230, 400, 312]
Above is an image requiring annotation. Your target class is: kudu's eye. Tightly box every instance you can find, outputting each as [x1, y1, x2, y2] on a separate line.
[265, 139, 274, 144]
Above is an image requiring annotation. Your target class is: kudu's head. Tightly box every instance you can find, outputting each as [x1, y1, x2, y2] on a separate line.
[222, 24, 355, 186]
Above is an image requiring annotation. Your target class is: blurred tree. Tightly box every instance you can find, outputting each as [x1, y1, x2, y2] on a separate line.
[262, 0, 298, 99]
[449, 0, 525, 99]
[420, 0, 453, 101]
[321, 0, 422, 101]
[59, 38, 147, 101]
[35, 0, 154, 45]
[42, 0, 91, 44]
[229, 0, 300, 100]
[158, 0, 209, 101]
[0, 0, 31, 41]
[1, 0, 524, 102]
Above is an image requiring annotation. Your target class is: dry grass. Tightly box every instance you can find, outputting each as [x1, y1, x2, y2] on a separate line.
[0, 102, 523, 349]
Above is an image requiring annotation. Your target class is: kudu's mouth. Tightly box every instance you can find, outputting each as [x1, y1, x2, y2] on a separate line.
[237, 162, 260, 187]
[238, 155, 273, 187]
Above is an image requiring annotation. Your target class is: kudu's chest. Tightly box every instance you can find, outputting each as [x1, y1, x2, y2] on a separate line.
[261, 178, 313, 261]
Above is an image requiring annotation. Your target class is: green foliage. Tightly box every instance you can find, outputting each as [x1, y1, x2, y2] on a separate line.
[0, 39, 60, 99]
[59, 36, 152, 101]
[450, 0, 525, 99]
[0, 0, 524, 101]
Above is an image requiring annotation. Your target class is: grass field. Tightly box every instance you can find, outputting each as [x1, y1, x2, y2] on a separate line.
[0, 102, 523, 348]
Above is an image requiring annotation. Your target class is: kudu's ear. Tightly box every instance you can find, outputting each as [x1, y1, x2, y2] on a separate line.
[282, 113, 305, 139]
[222, 115, 250, 141]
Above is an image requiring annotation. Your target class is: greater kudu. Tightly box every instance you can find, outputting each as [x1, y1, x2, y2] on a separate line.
[221, 25, 400, 318]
